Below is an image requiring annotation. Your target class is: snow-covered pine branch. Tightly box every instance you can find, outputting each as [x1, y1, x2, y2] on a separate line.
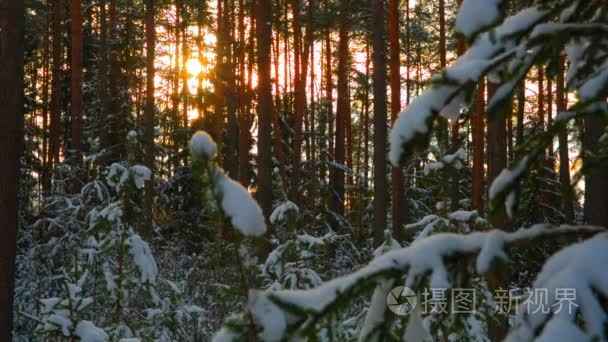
[213, 225, 603, 341]
[190, 131, 266, 237]
[389, 0, 608, 217]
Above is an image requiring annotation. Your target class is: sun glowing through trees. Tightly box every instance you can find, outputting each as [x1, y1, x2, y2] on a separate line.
[186, 58, 203, 77]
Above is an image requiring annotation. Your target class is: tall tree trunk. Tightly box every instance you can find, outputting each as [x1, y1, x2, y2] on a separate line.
[547, 75, 555, 170]
[142, 0, 155, 239]
[237, 0, 252, 186]
[0, 0, 24, 337]
[41, 16, 51, 191]
[329, 0, 350, 220]
[388, 0, 404, 239]
[371, 0, 387, 246]
[556, 56, 574, 222]
[108, 0, 122, 161]
[223, 0, 239, 178]
[50, 0, 63, 172]
[405, 0, 410, 105]
[256, 0, 274, 219]
[487, 81, 508, 229]
[516, 81, 525, 145]
[451, 0, 465, 148]
[70, 0, 84, 191]
[324, 0, 333, 157]
[363, 42, 370, 187]
[291, 0, 305, 203]
[471, 79, 485, 213]
[97, 1, 110, 160]
[537, 67, 545, 164]
[583, 115, 608, 227]
[308, 1, 317, 204]
[328, 0, 349, 220]
[436, 0, 448, 151]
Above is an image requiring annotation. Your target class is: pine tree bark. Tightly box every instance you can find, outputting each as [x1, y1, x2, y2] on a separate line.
[290, 0, 310, 203]
[556, 56, 574, 222]
[223, 0, 239, 178]
[108, 0, 122, 162]
[50, 0, 63, 172]
[97, 1, 111, 159]
[324, 0, 333, 157]
[487, 81, 508, 229]
[142, 0, 155, 239]
[363, 43, 370, 187]
[256, 0, 274, 218]
[0, 0, 24, 337]
[371, 0, 387, 246]
[70, 0, 84, 191]
[538, 67, 545, 165]
[451, 0, 465, 148]
[237, 0, 252, 186]
[583, 115, 608, 228]
[471, 79, 485, 214]
[388, 0, 404, 240]
[436, 0, 448, 151]
[328, 0, 349, 220]
[41, 16, 51, 191]
[516, 81, 525, 145]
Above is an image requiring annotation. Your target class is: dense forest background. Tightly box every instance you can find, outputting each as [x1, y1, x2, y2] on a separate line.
[1, 0, 607, 340]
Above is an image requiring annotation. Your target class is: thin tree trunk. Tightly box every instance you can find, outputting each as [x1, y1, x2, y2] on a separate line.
[237, 0, 251, 186]
[310, 36, 318, 203]
[583, 115, 608, 227]
[471, 79, 485, 214]
[405, 0, 410, 105]
[50, 0, 63, 172]
[556, 56, 574, 222]
[70, 0, 84, 191]
[487, 81, 508, 229]
[537, 67, 545, 165]
[108, 0, 121, 161]
[516, 81, 525, 145]
[451, 0, 465, 149]
[328, 0, 349, 220]
[389, 0, 404, 240]
[436, 0, 448, 151]
[372, 0, 387, 246]
[42, 17, 51, 191]
[142, 0, 155, 239]
[324, 0, 333, 156]
[547, 75, 555, 170]
[363, 42, 370, 187]
[0, 0, 24, 337]
[224, 0, 239, 178]
[291, 0, 305, 203]
[97, 1, 110, 160]
[256, 0, 274, 219]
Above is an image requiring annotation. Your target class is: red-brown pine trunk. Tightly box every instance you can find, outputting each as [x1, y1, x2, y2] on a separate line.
[0, 0, 24, 337]
[372, 0, 387, 246]
[389, 0, 404, 239]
